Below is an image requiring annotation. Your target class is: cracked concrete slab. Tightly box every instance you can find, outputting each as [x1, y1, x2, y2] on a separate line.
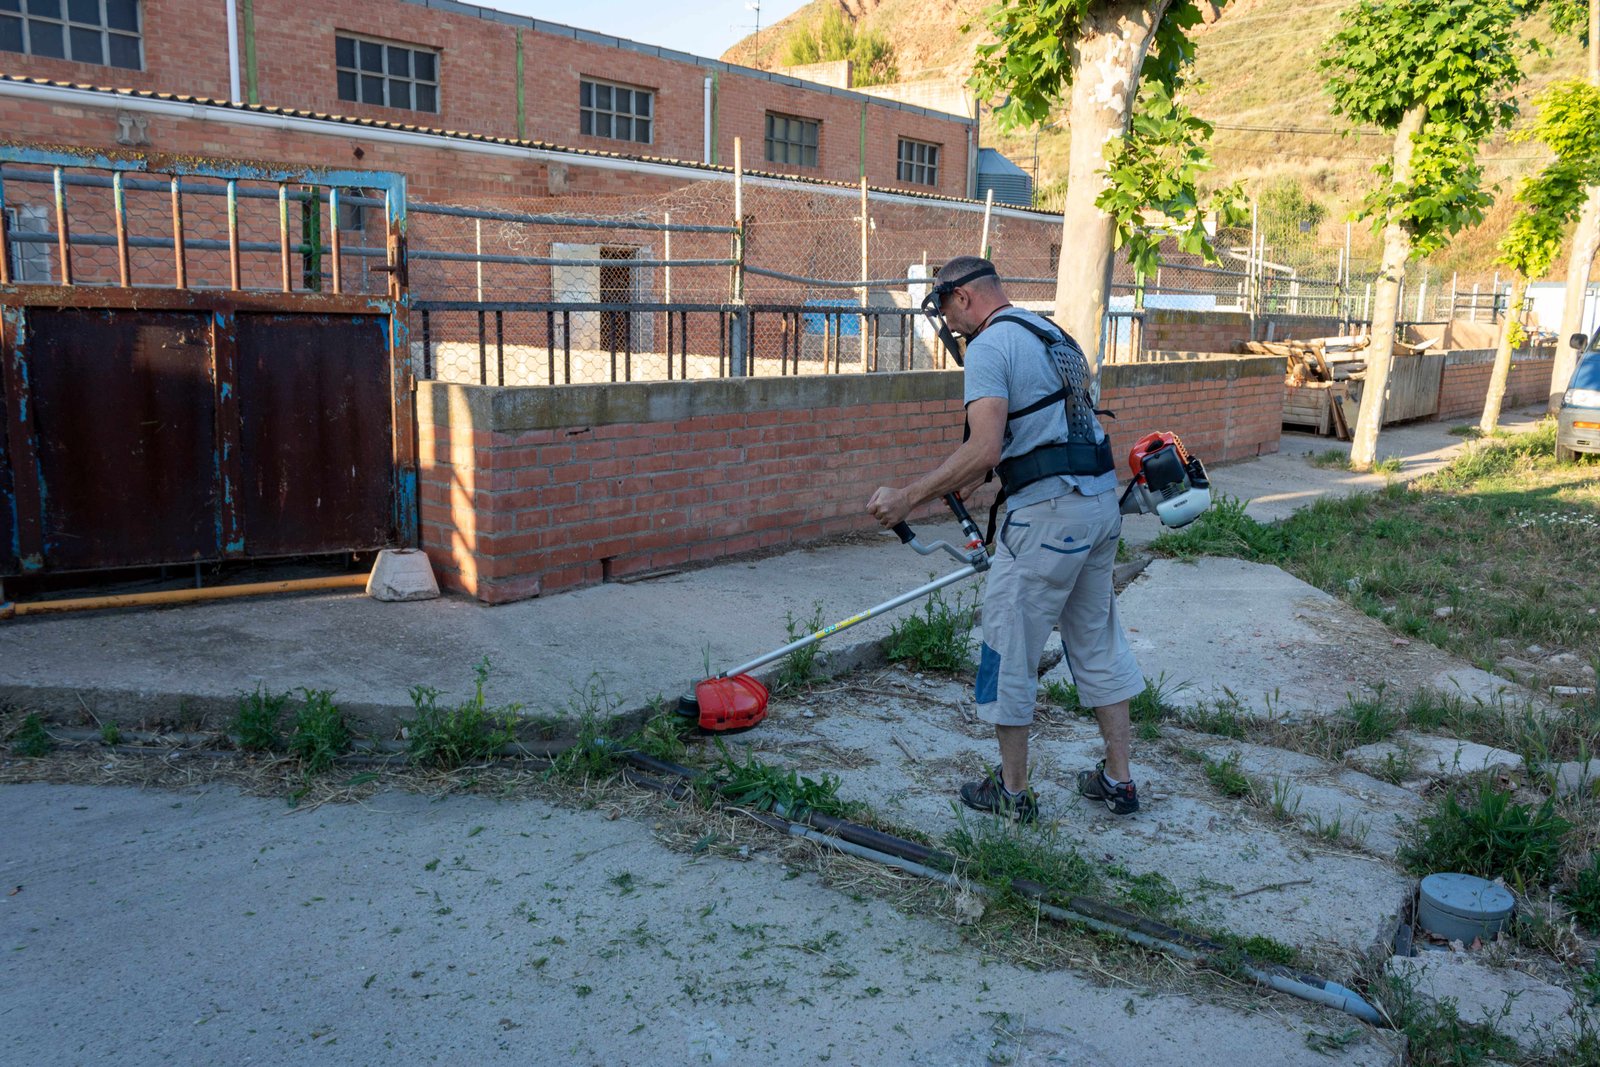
[1, 782, 1401, 1067]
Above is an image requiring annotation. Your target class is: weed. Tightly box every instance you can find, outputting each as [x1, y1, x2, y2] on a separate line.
[942, 809, 1100, 912]
[1042, 680, 1082, 713]
[1564, 853, 1600, 934]
[1266, 777, 1302, 822]
[405, 658, 520, 769]
[627, 707, 694, 764]
[11, 713, 52, 757]
[234, 685, 290, 752]
[1309, 449, 1351, 470]
[1368, 972, 1522, 1067]
[884, 585, 974, 673]
[1181, 695, 1249, 739]
[1206, 932, 1300, 977]
[98, 721, 121, 746]
[1114, 869, 1186, 918]
[1131, 673, 1185, 727]
[773, 602, 826, 694]
[1307, 811, 1369, 846]
[1202, 752, 1254, 800]
[287, 688, 350, 773]
[705, 740, 859, 819]
[1372, 456, 1404, 475]
[1342, 687, 1402, 745]
[1401, 779, 1570, 892]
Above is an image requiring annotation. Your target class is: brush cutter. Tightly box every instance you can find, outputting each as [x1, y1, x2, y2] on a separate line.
[678, 493, 990, 731]
[1118, 431, 1212, 529]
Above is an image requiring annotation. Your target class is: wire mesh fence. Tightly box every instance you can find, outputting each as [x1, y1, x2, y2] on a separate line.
[3, 148, 1530, 387]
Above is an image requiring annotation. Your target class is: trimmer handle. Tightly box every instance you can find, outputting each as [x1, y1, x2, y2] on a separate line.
[943, 493, 984, 549]
[891, 521, 915, 544]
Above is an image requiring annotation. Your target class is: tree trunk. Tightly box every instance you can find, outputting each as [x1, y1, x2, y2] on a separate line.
[1481, 275, 1529, 434]
[1052, 1, 1170, 377]
[1349, 105, 1428, 470]
[1550, 0, 1600, 413]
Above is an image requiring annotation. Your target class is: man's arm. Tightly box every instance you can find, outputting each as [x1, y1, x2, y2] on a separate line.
[866, 396, 1006, 528]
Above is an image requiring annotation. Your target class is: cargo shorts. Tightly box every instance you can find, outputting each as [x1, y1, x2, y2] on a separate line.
[974, 489, 1145, 727]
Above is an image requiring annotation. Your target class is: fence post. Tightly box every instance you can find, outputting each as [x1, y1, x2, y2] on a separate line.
[1416, 270, 1427, 321]
[474, 218, 482, 302]
[978, 188, 993, 257]
[1247, 199, 1258, 340]
[860, 176, 870, 372]
[730, 138, 747, 376]
[663, 211, 672, 303]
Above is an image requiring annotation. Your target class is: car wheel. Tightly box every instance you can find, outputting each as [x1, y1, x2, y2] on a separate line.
[1556, 442, 1576, 463]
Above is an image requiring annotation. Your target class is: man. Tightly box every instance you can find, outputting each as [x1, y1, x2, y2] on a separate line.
[866, 256, 1143, 822]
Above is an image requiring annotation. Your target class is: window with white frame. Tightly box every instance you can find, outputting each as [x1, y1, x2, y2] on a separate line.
[0, 0, 143, 69]
[580, 79, 653, 144]
[897, 139, 939, 187]
[336, 34, 438, 113]
[765, 113, 819, 168]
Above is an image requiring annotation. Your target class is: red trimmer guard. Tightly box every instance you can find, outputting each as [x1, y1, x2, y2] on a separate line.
[694, 674, 769, 731]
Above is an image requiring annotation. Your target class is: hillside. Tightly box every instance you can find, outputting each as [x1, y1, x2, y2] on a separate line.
[724, 0, 1593, 281]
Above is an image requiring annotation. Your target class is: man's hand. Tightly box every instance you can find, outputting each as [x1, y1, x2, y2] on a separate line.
[866, 486, 912, 529]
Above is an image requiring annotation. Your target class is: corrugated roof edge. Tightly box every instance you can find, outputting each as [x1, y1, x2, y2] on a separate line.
[0, 73, 1059, 216]
[399, 0, 973, 125]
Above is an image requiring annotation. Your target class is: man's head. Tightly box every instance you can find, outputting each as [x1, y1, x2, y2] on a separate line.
[920, 256, 1007, 365]
[931, 256, 1006, 337]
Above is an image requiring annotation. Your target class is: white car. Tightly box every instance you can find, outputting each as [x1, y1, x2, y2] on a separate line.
[1558, 339, 1600, 463]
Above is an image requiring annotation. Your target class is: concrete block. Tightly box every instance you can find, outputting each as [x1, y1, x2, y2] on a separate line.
[1551, 759, 1600, 798]
[1387, 951, 1587, 1053]
[1347, 733, 1524, 780]
[366, 549, 440, 602]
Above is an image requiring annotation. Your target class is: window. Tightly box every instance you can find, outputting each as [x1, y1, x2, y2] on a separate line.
[0, 0, 143, 69]
[336, 34, 438, 113]
[580, 79, 653, 144]
[765, 113, 818, 168]
[897, 139, 939, 187]
[5, 205, 53, 283]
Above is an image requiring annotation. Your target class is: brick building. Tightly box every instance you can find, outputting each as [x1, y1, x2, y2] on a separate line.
[0, 0, 978, 198]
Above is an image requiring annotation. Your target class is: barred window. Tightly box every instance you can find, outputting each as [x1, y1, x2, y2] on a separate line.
[0, 0, 143, 69]
[765, 113, 819, 168]
[336, 34, 438, 113]
[580, 79, 653, 144]
[897, 139, 939, 187]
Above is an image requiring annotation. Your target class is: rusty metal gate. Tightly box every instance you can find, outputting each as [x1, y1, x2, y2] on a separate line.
[0, 149, 414, 579]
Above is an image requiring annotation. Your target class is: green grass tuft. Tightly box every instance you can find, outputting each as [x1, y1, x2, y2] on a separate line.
[287, 688, 351, 773]
[884, 585, 975, 673]
[405, 658, 520, 770]
[1401, 779, 1570, 892]
[12, 713, 53, 757]
[233, 685, 290, 752]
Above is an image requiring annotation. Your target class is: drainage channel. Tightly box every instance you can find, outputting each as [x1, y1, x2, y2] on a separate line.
[29, 728, 1383, 1026]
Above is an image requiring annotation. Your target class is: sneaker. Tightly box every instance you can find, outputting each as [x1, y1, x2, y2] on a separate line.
[959, 765, 1038, 824]
[1077, 760, 1139, 815]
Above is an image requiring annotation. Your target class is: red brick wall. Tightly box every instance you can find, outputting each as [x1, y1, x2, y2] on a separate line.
[417, 357, 1282, 603]
[0, 0, 972, 193]
[1437, 352, 1556, 420]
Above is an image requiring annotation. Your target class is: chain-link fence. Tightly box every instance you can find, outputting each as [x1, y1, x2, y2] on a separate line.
[4, 149, 1530, 386]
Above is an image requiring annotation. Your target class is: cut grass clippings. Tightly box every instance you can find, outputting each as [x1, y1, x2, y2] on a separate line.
[1152, 422, 1600, 673]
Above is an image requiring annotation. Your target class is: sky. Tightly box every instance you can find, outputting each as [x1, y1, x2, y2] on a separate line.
[481, 0, 816, 61]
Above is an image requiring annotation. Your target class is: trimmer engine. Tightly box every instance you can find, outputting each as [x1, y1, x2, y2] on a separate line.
[1118, 431, 1212, 528]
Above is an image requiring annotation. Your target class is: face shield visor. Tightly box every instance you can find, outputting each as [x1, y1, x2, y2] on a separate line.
[920, 264, 997, 366]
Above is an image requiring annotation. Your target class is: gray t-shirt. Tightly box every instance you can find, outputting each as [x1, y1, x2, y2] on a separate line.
[962, 307, 1117, 509]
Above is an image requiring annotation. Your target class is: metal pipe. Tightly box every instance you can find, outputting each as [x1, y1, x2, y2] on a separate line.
[53, 167, 72, 285]
[1, 575, 367, 620]
[112, 172, 130, 286]
[171, 177, 187, 288]
[226, 0, 242, 102]
[227, 179, 240, 289]
[406, 199, 734, 234]
[278, 184, 291, 292]
[328, 187, 342, 294]
[409, 250, 730, 269]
